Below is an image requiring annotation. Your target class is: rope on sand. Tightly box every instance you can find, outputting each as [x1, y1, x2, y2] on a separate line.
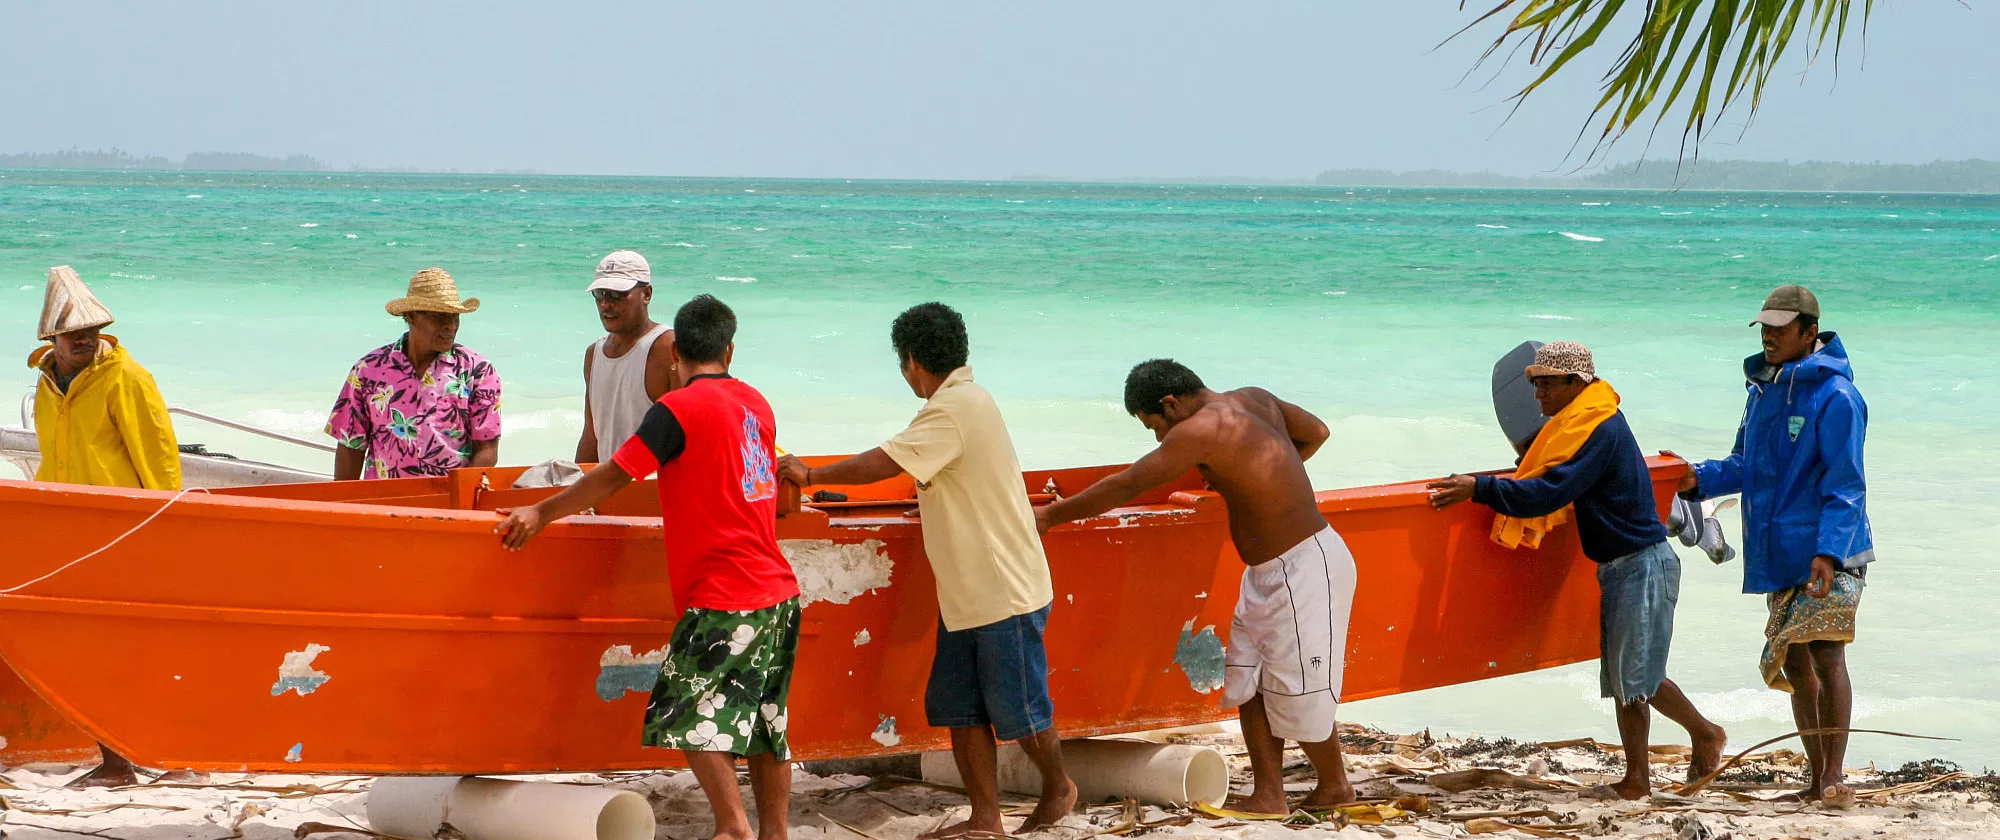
[1674, 727, 1958, 797]
[1, 487, 210, 594]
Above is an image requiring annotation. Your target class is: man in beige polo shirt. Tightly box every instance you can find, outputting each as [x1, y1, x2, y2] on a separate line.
[777, 302, 1076, 837]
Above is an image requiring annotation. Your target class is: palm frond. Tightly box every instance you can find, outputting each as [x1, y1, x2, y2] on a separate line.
[1456, 0, 1872, 162]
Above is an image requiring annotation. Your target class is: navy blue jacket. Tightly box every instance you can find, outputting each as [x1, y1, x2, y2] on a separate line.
[1474, 411, 1668, 563]
[1693, 333, 1871, 594]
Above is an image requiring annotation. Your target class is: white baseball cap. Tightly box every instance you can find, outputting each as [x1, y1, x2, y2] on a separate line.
[587, 250, 651, 292]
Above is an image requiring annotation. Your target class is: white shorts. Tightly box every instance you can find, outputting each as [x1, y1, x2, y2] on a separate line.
[1222, 526, 1358, 743]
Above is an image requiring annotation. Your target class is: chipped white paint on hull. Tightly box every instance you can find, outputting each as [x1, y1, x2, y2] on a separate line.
[871, 715, 901, 747]
[852, 629, 871, 647]
[782, 539, 893, 606]
[598, 645, 670, 668]
[284, 742, 303, 763]
[595, 645, 671, 701]
[270, 644, 332, 696]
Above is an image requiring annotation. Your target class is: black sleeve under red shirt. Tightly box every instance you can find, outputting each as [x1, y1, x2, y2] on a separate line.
[611, 402, 686, 478]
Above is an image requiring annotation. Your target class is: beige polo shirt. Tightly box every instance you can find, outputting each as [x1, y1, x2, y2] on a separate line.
[879, 366, 1054, 631]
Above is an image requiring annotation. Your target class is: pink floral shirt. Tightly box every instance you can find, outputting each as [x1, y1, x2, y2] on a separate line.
[325, 336, 502, 479]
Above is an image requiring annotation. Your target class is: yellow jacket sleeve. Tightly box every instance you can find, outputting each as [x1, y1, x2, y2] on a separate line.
[109, 360, 182, 491]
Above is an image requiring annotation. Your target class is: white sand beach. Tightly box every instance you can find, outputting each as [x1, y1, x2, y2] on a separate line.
[5, 725, 1993, 840]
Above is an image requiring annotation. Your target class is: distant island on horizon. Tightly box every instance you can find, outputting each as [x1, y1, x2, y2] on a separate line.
[1050, 159, 2000, 193]
[5, 148, 1998, 193]
[0, 148, 545, 176]
[1309, 159, 2000, 193]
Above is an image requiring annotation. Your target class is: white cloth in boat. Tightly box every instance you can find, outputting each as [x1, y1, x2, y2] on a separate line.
[1223, 525, 1357, 743]
[511, 459, 583, 489]
[877, 366, 1053, 632]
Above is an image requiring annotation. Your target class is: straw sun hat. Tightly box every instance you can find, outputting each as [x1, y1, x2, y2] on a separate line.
[38, 265, 115, 341]
[385, 267, 480, 316]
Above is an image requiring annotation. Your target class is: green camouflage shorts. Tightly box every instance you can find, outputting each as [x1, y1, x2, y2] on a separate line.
[641, 597, 801, 758]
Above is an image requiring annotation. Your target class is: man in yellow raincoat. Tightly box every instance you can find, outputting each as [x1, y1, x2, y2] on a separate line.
[25, 264, 180, 786]
[27, 266, 180, 491]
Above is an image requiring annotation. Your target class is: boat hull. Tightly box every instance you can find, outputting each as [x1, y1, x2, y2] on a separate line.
[0, 459, 1685, 773]
[1, 426, 327, 767]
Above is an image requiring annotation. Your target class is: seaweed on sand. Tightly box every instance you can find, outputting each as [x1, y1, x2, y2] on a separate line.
[1445, 737, 1543, 759]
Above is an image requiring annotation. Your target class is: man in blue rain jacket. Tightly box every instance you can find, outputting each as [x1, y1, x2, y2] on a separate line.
[1675, 284, 1871, 807]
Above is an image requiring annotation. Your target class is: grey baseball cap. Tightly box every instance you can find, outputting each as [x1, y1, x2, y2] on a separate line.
[587, 250, 651, 293]
[1750, 284, 1820, 327]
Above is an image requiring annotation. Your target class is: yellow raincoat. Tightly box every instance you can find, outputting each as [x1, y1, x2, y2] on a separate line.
[27, 336, 182, 490]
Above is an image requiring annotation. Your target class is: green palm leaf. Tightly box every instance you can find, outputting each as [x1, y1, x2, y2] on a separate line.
[1457, 0, 1872, 160]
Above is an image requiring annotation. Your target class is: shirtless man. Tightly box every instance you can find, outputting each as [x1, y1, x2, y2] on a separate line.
[577, 250, 677, 463]
[1035, 359, 1356, 815]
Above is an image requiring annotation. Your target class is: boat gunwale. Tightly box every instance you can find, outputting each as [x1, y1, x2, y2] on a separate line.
[0, 456, 1687, 541]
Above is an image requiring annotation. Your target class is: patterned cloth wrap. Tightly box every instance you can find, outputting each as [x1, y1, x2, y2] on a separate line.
[1760, 571, 1864, 691]
[642, 598, 802, 758]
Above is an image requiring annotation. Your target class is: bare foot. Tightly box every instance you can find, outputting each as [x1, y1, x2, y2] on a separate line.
[1015, 778, 1079, 834]
[1820, 783, 1857, 810]
[68, 762, 141, 788]
[1227, 792, 1289, 817]
[1688, 724, 1728, 783]
[1298, 781, 1357, 811]
[1611, 778, 1652, 800]
[710, 829, 755, 840]
[1584, 781, 1650, 801]
[922, 817, 1005, 839]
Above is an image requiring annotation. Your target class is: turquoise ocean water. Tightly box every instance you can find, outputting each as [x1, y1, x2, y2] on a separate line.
[4, 171, 1996, 769]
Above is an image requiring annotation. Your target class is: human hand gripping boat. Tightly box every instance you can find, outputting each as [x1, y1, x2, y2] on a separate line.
[0, 456, 1687, 774]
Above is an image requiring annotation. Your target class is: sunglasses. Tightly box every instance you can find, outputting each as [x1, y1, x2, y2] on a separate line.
[592, 288, 634, 303]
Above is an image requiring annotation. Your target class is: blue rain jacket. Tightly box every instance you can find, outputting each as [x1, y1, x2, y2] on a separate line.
[1692, 333, 1872, 593]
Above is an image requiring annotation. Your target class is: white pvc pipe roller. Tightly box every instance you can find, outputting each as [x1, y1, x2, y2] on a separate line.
[368, 776, 655, 840]
[920, 738, 1228, 808]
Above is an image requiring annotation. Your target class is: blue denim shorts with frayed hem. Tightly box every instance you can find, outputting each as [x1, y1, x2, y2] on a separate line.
[925, 604, 1055, 742]
[1598, 541, 1681, 705]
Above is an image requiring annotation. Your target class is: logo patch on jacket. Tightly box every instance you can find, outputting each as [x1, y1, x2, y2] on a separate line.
[1787, 415, 1805, 441]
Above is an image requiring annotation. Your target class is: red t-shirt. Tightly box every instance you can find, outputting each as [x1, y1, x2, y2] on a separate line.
[612, 374, 799, 612]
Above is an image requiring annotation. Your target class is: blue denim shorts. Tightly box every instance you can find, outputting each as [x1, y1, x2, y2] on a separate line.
[1597, 541, 1681, 704]
[925, 604, 1055, 742]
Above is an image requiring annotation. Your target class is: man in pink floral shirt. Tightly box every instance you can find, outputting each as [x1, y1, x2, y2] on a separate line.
[326, 268, 502, 480]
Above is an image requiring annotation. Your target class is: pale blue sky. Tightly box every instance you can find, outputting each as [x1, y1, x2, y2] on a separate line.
[3, 1, 1992, 179]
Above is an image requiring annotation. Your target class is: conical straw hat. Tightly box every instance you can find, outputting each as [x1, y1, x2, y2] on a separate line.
[385, 267, 481, 316]
[38, 266, 115, 341]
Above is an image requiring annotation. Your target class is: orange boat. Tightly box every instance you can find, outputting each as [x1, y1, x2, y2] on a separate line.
[0, 457, 1686, 774]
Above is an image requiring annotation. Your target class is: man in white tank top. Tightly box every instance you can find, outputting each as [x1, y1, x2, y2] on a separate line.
[578, 250, 678, 463]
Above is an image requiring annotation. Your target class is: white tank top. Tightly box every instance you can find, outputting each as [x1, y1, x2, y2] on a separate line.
[589, 324, 670, 458]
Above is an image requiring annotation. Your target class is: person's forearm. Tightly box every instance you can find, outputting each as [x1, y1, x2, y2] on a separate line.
[575, 431, 599, 464]
[1044, 472, 1142, 527]
[334, 447, 365, 481]
[806, 448, 904, 486]
[1474, 473, 1577, 519]
[468, 440, 500, 468]
[534, 461, 634, 521]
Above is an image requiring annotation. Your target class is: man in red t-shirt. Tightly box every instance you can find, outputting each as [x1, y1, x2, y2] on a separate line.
[497, 295, 799, 840]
